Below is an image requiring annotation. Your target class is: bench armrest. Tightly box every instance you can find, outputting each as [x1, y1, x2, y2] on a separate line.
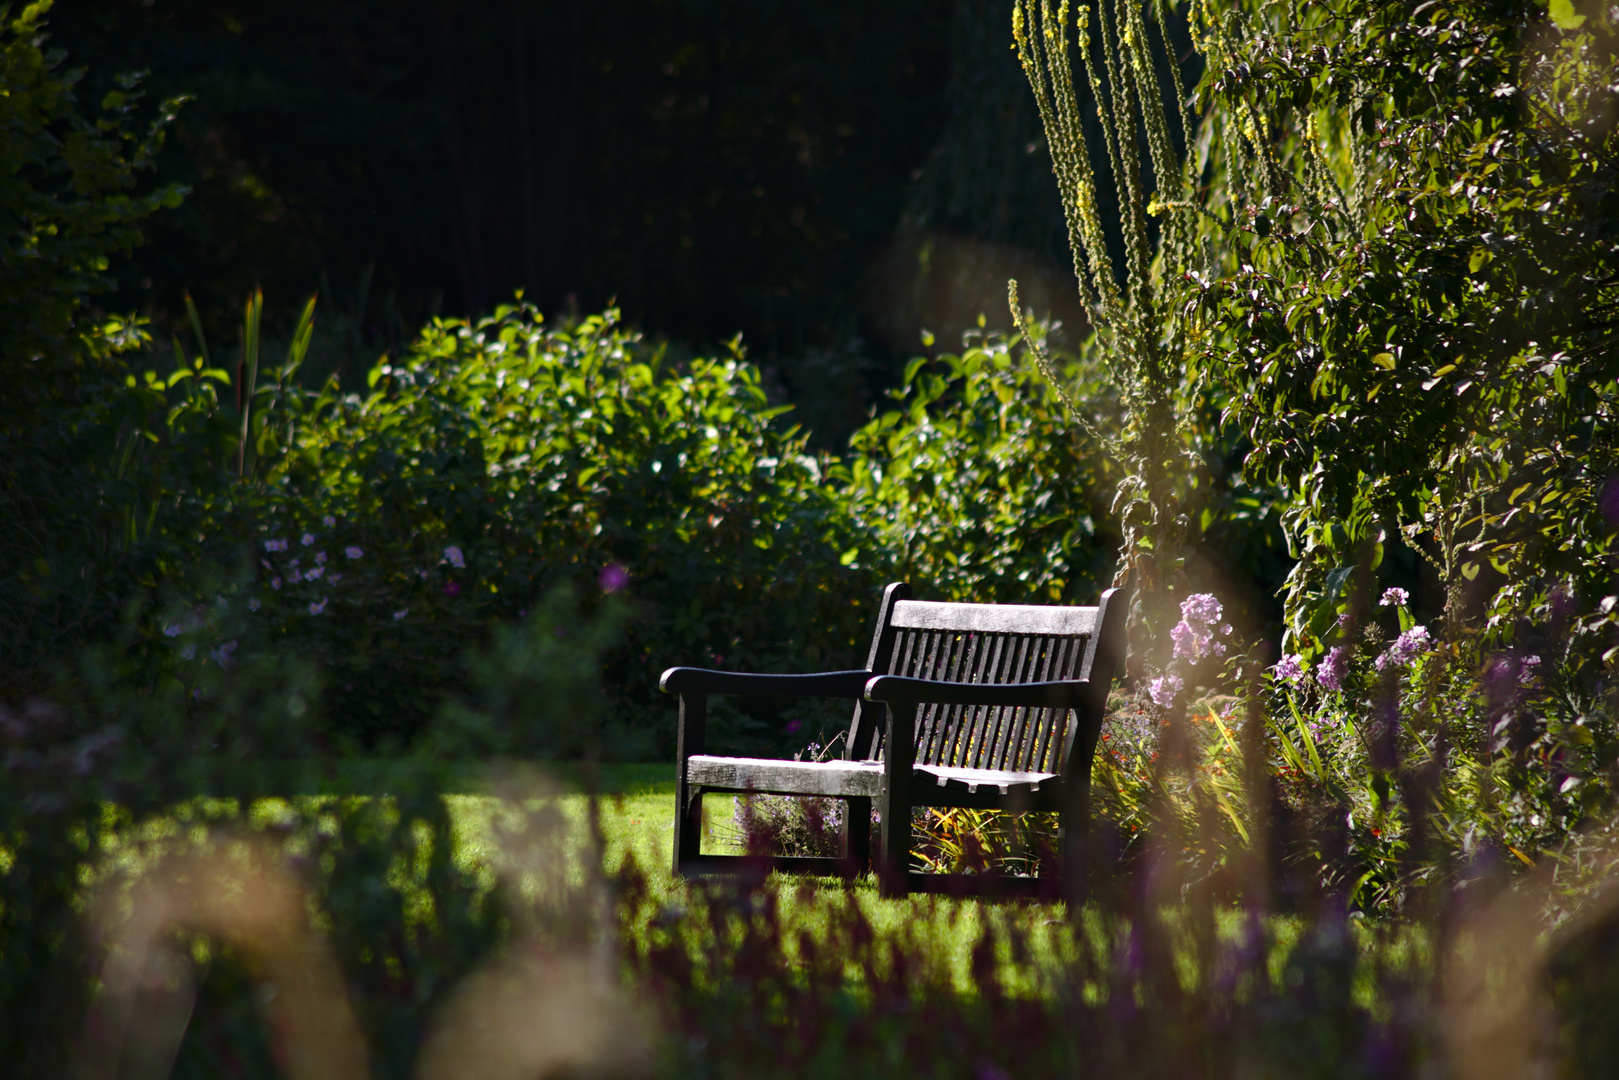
[660, 667, 873, 697]
[862, 675, 1093, 709]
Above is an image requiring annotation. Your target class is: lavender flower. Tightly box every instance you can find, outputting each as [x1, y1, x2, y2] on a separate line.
[180, 644, 195, 660]
[265, 538, 288, 552]
[272, 577, 283, 590]
[444, 545, 465, 568]
[322, 515, 336, 527]
[393, 609, 409, 621]
[344, 546, 363, 560]
[1182, 593, 1223, 627]
[301, 533, 316, 547]
[163, 623, 182, 638]
[1170, 593, 1224, 662]
[1319, 646, 1350, 692]
[248, 598, 261, 612]
[1375, 625, 1432, 672]
[315, 551, 327, 565]
[309, 598, 328, 615]
[1380, 587, 1409, 607]
[1148, 674, 1184, 708]
[1274, 654, 1306, 686]
[306, 566, 324, 580]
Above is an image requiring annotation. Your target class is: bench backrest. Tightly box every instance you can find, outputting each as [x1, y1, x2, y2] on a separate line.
[845, 582, 1128, 777]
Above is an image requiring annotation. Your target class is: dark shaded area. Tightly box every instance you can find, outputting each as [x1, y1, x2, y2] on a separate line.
[50, 1, 1117, 444]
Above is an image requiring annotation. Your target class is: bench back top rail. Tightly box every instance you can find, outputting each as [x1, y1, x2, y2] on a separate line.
[845, 585, 1126, 776]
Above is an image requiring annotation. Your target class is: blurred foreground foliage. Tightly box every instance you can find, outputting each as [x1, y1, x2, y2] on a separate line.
[6, 1, 1619, 1078]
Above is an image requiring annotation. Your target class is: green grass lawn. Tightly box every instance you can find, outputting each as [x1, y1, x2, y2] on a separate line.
[86, 760, 1420, 1010]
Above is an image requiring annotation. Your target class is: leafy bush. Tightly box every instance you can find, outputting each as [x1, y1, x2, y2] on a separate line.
[0, 0, 187, 696]
[844, 325, 1123, 605]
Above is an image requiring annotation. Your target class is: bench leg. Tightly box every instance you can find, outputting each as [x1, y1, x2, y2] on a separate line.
[673, 691, 707, 875]
[844, 796, 872, 874]
[877, 703, 915, 899]
[673, 787, 704, 874]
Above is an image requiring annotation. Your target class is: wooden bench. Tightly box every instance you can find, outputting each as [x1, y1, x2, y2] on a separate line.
[660, 581, 1128, 899]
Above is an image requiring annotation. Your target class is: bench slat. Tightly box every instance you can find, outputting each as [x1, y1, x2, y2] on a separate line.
[686, 755, 1058, 799]
[891, 599, 1099, 636]
[687, 756, 884, 797]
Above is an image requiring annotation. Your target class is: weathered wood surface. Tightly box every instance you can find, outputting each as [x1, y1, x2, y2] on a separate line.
[687, 755, 884, 797]
[662, 581, 1129, 901]
[889, 599, 1099, 637]
[685, 755, 1058, 799]
[661, 668, 873, 697]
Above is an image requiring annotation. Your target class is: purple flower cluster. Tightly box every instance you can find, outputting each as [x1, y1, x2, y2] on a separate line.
[1147, 674, 1184, 708]
[1379, 587, 1409, 608]
[1273, 654, 1306, 686]
[1374, 625, 1432, 672]
[1171, 593, 1228, 662]
[1318, 646, 1351, 691]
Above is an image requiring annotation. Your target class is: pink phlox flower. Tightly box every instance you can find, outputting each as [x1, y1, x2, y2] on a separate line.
[1319, 646, 1350, 691]
[1380, 587, 1409, 607]
[599, 563, 630, 593]
[1375, 625, 1432, 671]
[1274, 654, 1306, 685]
[1171, 619, 1201, 660]
[1147, 674, 1184, 708]
[1181, 593, 1223, 627]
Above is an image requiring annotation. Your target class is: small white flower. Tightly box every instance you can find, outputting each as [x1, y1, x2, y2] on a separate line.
[301, 533, 316, 546]
[393, 609, 408, 621]
[444, 545, 465, 568]
[309, 598, 328, 615]
[344, 546, 363, 560]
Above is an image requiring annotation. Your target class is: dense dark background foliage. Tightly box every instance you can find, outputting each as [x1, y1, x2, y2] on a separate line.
[48, 0, 1101, 442]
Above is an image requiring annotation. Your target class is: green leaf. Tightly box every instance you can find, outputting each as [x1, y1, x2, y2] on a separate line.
[1371, 352, 1396, 370]
[1548, 0, 1587, 29]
